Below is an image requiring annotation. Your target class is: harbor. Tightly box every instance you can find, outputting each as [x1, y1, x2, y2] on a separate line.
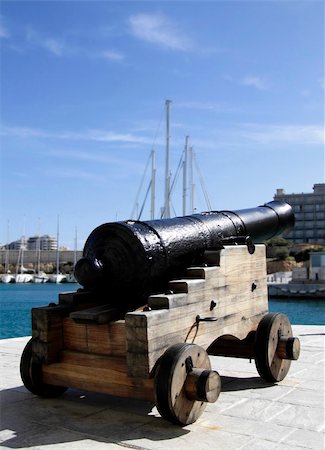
[0, 250, 82, 284]
[1, 280, 325, 340]
[1, 2, 324, 447]
[267, 251, 325, 300]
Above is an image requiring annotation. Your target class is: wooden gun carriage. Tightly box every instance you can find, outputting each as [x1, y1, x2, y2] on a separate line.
[21, 201, 300, 425]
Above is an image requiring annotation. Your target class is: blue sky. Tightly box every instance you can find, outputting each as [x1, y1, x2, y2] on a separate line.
[0, 0, 324, 249]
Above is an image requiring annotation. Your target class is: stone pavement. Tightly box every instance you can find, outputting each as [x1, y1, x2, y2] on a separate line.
[0, 325, 324, 450]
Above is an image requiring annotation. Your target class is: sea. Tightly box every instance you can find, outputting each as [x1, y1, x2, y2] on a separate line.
[0, 283, 324, 339]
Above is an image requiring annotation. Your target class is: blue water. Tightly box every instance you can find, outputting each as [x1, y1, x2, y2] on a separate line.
[0, 283, 80, 339]
[0, 284, 324, 339]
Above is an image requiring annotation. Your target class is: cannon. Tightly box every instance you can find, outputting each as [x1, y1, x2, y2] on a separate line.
[20, 200, 300, 426]
[74, 200, 294, 308]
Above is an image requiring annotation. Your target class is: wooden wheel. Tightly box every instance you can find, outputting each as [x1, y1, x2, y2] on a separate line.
[154, 343, 221, 425]
[20, 338, 67, 398]
[255, 313, 300, 382]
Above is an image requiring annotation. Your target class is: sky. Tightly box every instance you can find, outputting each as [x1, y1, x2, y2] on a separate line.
[0, 0, 324, 249]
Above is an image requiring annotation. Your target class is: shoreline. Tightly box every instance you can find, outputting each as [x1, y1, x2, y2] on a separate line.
[268, 283, 325, 299]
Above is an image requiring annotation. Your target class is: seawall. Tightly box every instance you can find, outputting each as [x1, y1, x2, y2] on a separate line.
[0, 250, 83, 266]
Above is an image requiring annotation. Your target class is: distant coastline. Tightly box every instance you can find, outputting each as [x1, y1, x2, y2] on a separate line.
[0, 249, 83, 274]
[268, 283, 325, 299]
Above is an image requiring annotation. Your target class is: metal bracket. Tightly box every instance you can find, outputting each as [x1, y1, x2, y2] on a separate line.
[221, 235, 255, 254]
[196, 315, 217, 323]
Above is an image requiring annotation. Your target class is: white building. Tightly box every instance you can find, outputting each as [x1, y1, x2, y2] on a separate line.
[309, 252, 325, 281]
[27, 235, 58, 251]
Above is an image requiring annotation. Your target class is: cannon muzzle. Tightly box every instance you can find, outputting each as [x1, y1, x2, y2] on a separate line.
[75, 200, 294, 308]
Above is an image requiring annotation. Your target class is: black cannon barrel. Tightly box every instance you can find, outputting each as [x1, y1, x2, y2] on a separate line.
[74, 200, 294, 308]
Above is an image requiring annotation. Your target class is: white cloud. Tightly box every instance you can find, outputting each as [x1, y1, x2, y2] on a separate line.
[2, 122, 323, 157]
[185, 123, 324, 152]
[0, 125, 46, 138]
[100, 50, 124, 61]
[26, 27, 65, 56]
[1, 125, 152, 146]
[0, 23, 10, 39]
[177, 100, 239, 113]
[241, 76, 269, 90]
[44, 167, 106, 183]
[239, 123, 324, 145]
[0, 15, 10, 38]
[128, 13, 192, 51]
[44, 38, 64, 56]
[84, 129, 152, 144]
[300, 89, 311, 97]
[225, 74, 269, 91]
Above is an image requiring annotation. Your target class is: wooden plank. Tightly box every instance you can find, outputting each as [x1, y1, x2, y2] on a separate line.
[69, 305, 121, 324]
[127, 308, 266, 378]
[42, 351, 154, 401]
[32, 304, 71, 341]
[128, 287, 267, 344]
[87, 321, 126, 356]
[58, 290, 108, 308]
[169, 279, 206, 294]
[63, 318, 127, 356]
[207, 332, 255, 358]
[63, 318, 88, 352]
[186, 266, 220, 279]
[32, 339, 63, 364]
[31, 304, 71, 364]
[148, 293, 188, 310]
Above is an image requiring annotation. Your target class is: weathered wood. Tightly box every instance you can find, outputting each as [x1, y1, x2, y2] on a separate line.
[127, 310, 266, 378]
[276, 336, 300, 360]
[32, 304, 71, 364]
[126, 245, 268, 378]
[42, 351, 154, 401]
[59, 290, 93, 307]
[254, 313, 299, 382]
[63, 318, 126, 356]
[58, 290, 107, 307]
[63, 319, 88, 352]
[207, 333, 256, 359]
[154, 343, 220, 425]
[69, 305, 122, 324]
[184, 368, 221, 403]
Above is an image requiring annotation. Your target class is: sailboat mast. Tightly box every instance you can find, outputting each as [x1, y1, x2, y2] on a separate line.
[164, 99, 172, 218]
[74, 226, 78, 266]
[36, 217, 41, 274]
[5, 220, 10, 273]
[189, 146, 195, 213]
[150, 150, 156, 220]
[182, 136, 189, 216]
[56, 216, 60, 275]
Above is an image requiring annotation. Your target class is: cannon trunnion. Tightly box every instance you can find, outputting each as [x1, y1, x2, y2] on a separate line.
[20, 202, 300, 426]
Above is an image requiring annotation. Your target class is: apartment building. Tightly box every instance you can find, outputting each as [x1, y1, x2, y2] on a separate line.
[7, 235, 58, 251]
[274, 183, 325, 244]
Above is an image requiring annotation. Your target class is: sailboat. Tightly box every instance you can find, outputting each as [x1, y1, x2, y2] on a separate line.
[33, 235, 49, 283]
[49, 217, 67, 283]
[1, 248, 15, 283]
[15, 238, 33, 283]
[1, 221, 15, 283]
[66, 226, 78, 283]
[1, 272, 15, 283]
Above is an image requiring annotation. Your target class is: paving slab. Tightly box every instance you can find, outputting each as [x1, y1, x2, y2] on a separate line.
[0, 326, 324, 450]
